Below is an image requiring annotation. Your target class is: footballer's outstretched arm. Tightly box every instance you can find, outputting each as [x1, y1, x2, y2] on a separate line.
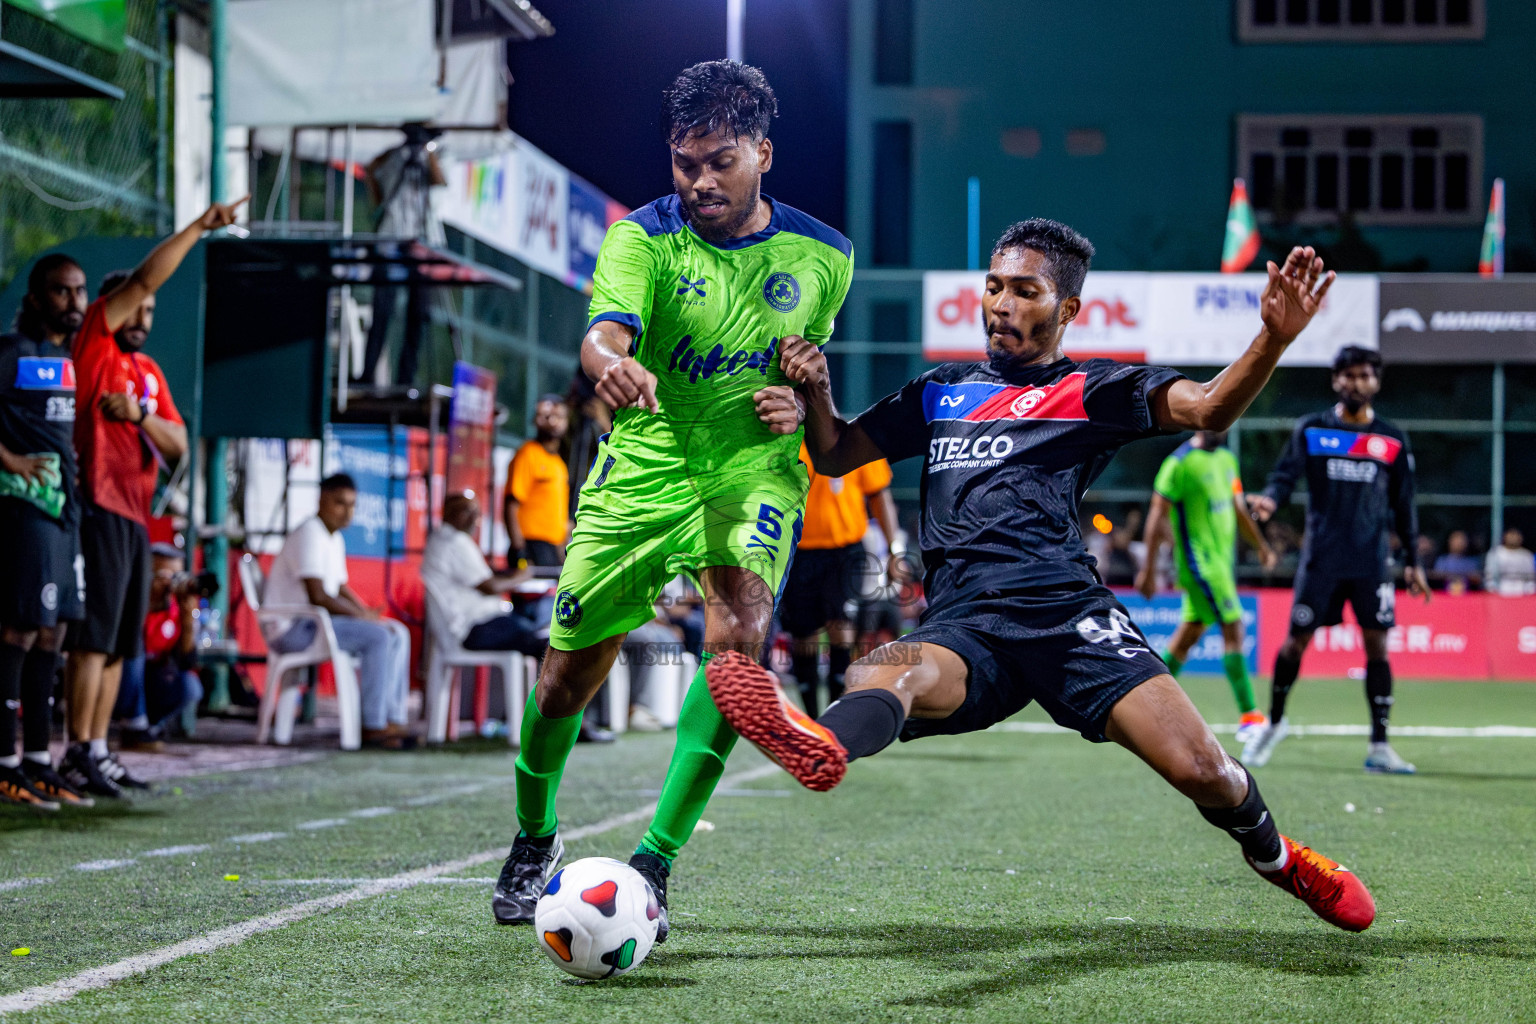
[582, 320, 659, 414]
[1152, 246, 1335, 433]
[779, 334, 886, 477]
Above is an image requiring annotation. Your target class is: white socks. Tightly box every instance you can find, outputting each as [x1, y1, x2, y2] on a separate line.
[89, 738, 109, 759]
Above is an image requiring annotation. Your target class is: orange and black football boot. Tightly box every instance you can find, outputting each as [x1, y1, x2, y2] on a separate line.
[705, 651, 847, 792]
[1248, 835, 1376, 932]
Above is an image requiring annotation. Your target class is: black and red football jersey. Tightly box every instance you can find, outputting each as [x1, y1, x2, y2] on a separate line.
[855, 356, 1184, 590]
[1262, 408, 1418, 578]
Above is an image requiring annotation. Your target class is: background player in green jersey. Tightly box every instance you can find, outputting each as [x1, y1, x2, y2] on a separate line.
[491, 61, 855, 936]
[1136, 430, 1276, 741]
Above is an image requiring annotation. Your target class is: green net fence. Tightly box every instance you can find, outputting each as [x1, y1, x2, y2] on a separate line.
[0, 0, 170, 291]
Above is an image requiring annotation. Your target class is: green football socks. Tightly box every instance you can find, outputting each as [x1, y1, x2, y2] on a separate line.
[638, 653, 737, 864]
[514, 693, 584, 838]
[1162, 651, 1185, 678]
[1224, 651, 1257, 714]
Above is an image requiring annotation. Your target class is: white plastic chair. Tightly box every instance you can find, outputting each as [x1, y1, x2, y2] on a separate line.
[635, 650, 698, 728]
[238, 554, 363, 751]
[422, 586, 538, 746]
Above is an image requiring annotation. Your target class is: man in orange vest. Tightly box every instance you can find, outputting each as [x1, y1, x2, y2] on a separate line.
[505, 395, 571, 568]
[780, 443, 904, 715]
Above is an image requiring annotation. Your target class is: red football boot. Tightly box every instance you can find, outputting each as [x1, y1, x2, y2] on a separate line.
[705, 651, 848, 792]
[1248, 835, 1376, 932]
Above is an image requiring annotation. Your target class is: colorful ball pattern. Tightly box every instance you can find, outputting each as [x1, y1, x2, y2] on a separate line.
[533, 857, 660, 980]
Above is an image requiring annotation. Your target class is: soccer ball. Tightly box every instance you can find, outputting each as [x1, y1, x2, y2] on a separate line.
[533, 857, 660, 980]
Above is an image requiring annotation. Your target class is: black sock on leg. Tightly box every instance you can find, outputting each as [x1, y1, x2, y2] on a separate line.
[0, 642, 25, 761]
[20, 648, 60, 756]
[1197, 768, 1284, 865]
[816, 688, 905, 761]
[790, 652, 819, 716]
[1365, 659, 1392, 744]
[827, 645, 852, 704]
[1269, 649, 1302, 722]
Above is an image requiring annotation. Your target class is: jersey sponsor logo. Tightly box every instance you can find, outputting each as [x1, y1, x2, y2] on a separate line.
[1326, 458, 1378, 483]
[921, 373, 1088, 424]
[46, 395, 75, 423]
[667, 334, 781, 384]
[927, 432, 1014, 472]
[14, 357, 75, 391]
[1304, 427, 1401, 464]
[676, 273, 707, 304]
[763, 272, 800, 313]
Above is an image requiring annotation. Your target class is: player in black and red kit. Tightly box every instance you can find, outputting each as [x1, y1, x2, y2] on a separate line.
[0, 255, 95, 809]
[1242, 346, 1426, 774]
[706, 220, 1377, 933]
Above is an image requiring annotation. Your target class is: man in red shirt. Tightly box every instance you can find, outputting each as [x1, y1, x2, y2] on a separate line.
[61, 197, 246, 798]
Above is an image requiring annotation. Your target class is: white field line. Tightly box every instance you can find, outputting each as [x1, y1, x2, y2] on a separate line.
[72, 860, 135, 872]
[0, 879, 52, 893]
[988, 721, 1536, 738]
[141, 845, 212, 858]
[294, 818, 348, 831]
[252, 877, 499, 886]
[0, 763, 778, 1017]
[226, 832, 288, 844]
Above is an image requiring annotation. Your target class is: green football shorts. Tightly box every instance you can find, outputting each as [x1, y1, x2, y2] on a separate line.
[1179, 570, 1243, 627]
[548, 488, 805, 651]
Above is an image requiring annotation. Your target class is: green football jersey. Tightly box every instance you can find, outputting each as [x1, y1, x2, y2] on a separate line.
[583, 194, 855, 517]
[1153, 442, 1241, 581]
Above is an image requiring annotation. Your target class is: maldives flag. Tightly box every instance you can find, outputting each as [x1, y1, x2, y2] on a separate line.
[1221, 178, 1261, 274]
[1479, 177, 1505, 279]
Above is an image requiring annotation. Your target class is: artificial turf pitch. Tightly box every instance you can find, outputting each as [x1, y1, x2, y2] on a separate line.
[3, 675, 1534, 1023]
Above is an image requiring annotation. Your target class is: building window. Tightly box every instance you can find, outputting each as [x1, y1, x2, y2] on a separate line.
[874, 0, 914, 85]
[1237, 0, 1483, 39]
[1237, 115, 1481, 225]
[872, 121, 912, 266]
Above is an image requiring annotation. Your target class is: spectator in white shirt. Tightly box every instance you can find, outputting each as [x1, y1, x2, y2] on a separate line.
[266, 474, 414, 749]
[421, 493, 545, 657]
[1484, 528, 1536, 597]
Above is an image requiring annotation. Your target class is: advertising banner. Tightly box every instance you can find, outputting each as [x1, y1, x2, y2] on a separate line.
[1118, 592, 1260, 675]
[1255, 590, 1501, 680]
[922, 271, 1378, 366]
[437, 137, 570, 281]
[1485, 596, 1536, 679]
[1146, 272, 1377, 367]
[446, 361, 498, 526]
[323, 424, 409, 560]
[567, 173, 614, 284]
[1377, 277, 1536, 363]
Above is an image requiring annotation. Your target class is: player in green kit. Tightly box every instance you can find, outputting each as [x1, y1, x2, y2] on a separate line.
[1136, 430, 1276, 742]
[490, 61, 854, 937]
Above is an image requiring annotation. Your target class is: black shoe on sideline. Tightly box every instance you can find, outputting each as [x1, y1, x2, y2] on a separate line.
[61, 744, 122, 799]
[491, 832, 565, 925]
[20, 760, 95, 808]
[0, 764, 60, 811]
[628, 851, 671, 944]
[98, 752, 150, 791]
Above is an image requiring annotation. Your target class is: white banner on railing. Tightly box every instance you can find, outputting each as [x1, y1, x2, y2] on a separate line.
[923, 270, 1378, 366]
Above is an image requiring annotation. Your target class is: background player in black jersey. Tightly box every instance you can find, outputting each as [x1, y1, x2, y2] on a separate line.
[706, 220, 1378, 933]
[1242, 346, 1426, 774]
[0, 254, 95, 810]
